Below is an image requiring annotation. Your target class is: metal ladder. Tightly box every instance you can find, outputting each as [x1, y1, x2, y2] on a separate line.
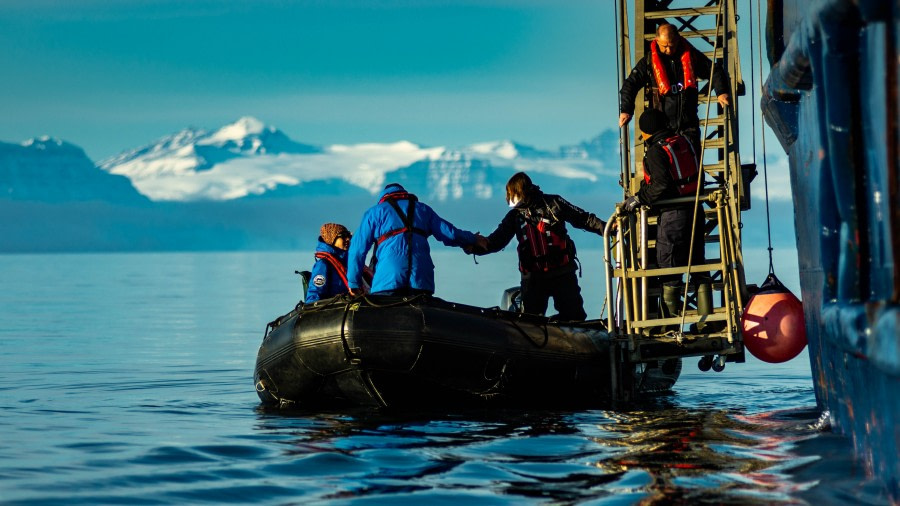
[606, 0, 751, 368]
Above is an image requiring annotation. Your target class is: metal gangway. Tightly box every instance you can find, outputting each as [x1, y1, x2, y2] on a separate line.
[605, 0, 753, 378]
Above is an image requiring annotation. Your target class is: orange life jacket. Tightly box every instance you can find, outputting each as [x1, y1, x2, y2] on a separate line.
[650, 39, 696, 95]
[643, 135, 700, 196]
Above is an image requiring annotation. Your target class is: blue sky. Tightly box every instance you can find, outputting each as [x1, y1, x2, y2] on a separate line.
[1, 0, 623, 160]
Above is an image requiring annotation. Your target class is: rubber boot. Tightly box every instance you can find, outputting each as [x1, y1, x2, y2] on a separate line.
[662, 284, 681, 316]
[662, 285, 681, 317]
[661, 284, 682, 334]
[695, 282, 713, 332]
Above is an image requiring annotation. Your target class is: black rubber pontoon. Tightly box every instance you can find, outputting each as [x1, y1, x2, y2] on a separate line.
[254, 295, 680, 408]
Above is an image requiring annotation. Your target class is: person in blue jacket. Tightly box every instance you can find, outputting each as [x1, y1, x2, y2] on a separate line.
[347, 183, 487, 296]
[305, 223, 353, 303]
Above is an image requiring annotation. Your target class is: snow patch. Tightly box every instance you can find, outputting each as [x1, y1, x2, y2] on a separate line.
[468, 140, 519, 159]
[205, 116, 267, 144]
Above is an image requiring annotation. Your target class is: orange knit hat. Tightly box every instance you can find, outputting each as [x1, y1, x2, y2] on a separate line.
[320, 223, 350, 246]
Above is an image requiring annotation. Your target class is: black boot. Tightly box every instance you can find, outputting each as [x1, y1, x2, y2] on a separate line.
[695, 282, 712, 332]
[660, 284, 683, 334]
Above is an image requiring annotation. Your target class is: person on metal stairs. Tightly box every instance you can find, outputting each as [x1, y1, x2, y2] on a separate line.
[624, 109, 713, 329]
[619, 23, 731, 153]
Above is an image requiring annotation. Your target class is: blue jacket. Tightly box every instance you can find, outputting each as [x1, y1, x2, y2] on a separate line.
[347, 184, 477, 294]
[305, 238, 350, 303]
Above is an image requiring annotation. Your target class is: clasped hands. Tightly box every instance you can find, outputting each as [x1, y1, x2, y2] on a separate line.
[462, 233, 489, 255]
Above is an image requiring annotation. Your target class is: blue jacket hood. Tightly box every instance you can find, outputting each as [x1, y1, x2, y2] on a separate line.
[378, 183, 407, 201]
[315, 237, 348, 259]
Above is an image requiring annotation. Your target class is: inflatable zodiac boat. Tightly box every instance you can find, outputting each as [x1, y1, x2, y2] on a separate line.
[254, 293, 681, 408]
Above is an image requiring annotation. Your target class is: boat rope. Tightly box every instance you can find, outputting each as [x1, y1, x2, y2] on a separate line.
[755, 0, 775, 275]
[749, 0, 757, 165]
[615, 0, 626, 188]
[680, 0, 725, 326]
[360, 292, 430, 308]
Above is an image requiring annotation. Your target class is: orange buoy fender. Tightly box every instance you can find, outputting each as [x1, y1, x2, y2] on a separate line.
[741, 273, 807, 363]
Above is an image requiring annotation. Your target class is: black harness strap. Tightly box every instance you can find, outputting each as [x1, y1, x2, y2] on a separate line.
[370, 194, 429, 285]
[385, 198, 417, 281]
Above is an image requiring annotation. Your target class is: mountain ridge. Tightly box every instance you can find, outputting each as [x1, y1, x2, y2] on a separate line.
[0, 118, 627, 252]
[94, 116, 619, 203]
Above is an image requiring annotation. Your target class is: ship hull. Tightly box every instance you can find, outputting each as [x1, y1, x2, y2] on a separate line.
[764, 0, 900, 499]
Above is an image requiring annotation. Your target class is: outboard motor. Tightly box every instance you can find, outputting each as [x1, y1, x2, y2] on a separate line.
[500, 286, 523, 313]
[295, 270, 311, 301]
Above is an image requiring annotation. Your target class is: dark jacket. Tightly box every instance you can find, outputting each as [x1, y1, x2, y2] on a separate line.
[483, 189, 606, 276]
[638, 130, 692, 207]
[619, 41, 730, 132]
[305, 239, 350, 303]
[347, 184, 477, 294]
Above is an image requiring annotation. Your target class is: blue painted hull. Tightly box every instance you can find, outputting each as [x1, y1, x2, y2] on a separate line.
[764, 0, 900, 499]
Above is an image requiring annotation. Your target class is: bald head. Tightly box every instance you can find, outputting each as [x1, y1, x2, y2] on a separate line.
[655, 24, 681, 55]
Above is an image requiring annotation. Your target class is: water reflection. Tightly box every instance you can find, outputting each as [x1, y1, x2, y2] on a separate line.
[252, 403, 825, 504]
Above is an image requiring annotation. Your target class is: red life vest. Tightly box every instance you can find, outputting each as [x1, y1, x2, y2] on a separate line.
[650, 39, 696, 95]
[515, 206, 573, 274]
[643, 135, 700, 196]
[314, 251, 350, 291]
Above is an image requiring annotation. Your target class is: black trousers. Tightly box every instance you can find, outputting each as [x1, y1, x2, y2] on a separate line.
[657, 207, 706, 286]
[520, 268, 587, 321]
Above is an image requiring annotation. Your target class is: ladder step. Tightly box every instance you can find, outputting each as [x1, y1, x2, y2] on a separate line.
[699, 138, 726, 150]
[643, 6, 722, 19]
[699, 116, 726, 127]
[645, 282, 727, 296]
[703, 48, 725, 60]
[697, 93, 722, 103]
[629, 310, 731, 329]
[702, 161, 727, 172]
[615, 261, 726, 278]
[642, 28, 719, 41]
[646, 235, 721, 248]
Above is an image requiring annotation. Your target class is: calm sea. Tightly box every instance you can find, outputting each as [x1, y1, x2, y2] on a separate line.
[0, 250, 888, 504]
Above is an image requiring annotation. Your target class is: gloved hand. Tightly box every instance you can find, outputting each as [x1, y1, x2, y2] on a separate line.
[463, 234, 489, 255]
[624, 195, 641, 212]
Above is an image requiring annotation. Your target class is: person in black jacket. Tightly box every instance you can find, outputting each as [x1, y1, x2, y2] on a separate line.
[624, 109, 711, 324]
[619, 23, 731, 152]
[473, 172, 607, 321]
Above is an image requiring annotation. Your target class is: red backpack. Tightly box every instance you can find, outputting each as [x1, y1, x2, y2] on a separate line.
[643, 135, 700, 196]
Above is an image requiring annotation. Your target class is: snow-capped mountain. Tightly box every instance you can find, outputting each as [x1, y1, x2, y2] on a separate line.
[99, 117, 620, 203]
[0, 136, 146, 202]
